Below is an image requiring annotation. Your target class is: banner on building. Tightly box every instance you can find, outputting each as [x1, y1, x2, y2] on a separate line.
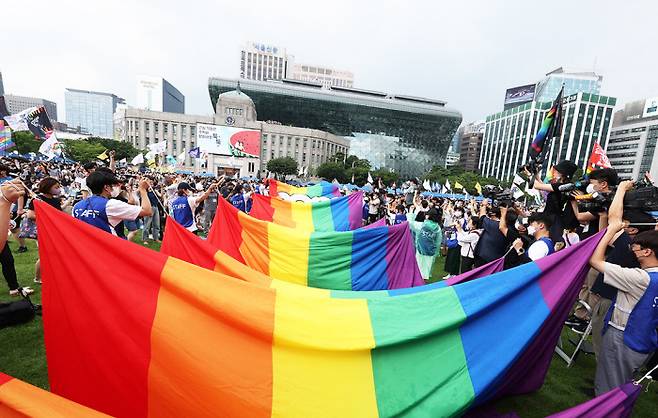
[197, 124, 260, 157]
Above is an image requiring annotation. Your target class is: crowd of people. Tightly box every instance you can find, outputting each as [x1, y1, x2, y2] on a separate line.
[0, 153, 655, 398]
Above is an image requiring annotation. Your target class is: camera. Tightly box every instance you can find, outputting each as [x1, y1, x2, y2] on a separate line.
[483, 185, 515, 208]
[624, 178, 658, 211]
[576, 191, 613, 213]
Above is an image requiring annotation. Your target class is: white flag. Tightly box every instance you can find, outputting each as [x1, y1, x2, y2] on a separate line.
[445, 179, 451, 191]
[513, 174, 525, 187]
[3, 106, 39, 132]
[367, 172, 373, 184]
[423, 179, 431, 191]
[38, 132, 61, 159]
[177, 150, 186, 162]
[511, 185, 525, 200]
[131, 153, 144, 165]
[147, 141, 167, 154]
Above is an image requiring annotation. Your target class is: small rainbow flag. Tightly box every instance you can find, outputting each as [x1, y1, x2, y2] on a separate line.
[529, 87, 563, 162]
[35, 200, 604, 418]
[208, 198, 423, 290]
[0, 120, 14, 152]
[268, 179, 340, 198]
[250, 191, 363, 231]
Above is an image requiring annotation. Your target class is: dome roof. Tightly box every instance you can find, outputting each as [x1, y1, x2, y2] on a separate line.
[217, 88, 254, 106]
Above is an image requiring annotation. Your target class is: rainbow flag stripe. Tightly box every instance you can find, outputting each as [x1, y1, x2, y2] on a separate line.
[249, 191, 363, 231]
[35, 200, 603, 418]
[0, 372, 110, 417]
[208, 197, 423, 290]
[163, 216, 503, 296]
[268, 179, 341, 198]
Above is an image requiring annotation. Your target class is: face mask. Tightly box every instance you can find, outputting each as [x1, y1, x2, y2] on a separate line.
[586, 184, 596, 194]
[50, 187, 62, 196]
[527, 225, 537, 235]
[454, 211, 463, 217]
[110, 186, 122, 198]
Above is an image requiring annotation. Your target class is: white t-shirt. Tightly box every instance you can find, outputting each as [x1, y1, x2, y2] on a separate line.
[527, 239, 550, 261]
[106, 199, 142, 228]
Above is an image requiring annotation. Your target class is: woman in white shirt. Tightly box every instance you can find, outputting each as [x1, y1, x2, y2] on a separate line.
[455, 216, 482, 273]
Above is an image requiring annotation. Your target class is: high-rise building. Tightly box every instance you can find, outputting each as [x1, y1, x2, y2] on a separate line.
[136, 76, 185, 114]
[607, 97, 658, 181]
[288, 63, 354, 88]
[479, 92, 616, 181]
[239, 42, 288, 81]
[209, 77, 461, 178]
[534, 67, 602, 103]
[459, 121, 485, 172]
[0, 71, 4, 96]
[3, 94, 58, 121]
[65, 88, 125, 138]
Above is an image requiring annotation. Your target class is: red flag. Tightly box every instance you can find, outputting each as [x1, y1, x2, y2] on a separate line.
[585, 142, 612, 177]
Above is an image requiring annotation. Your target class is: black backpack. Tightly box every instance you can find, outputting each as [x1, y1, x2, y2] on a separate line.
[0, 288, 41, 328]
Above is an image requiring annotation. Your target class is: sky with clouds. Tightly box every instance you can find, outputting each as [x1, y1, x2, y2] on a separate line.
[2, 0, 657, 124]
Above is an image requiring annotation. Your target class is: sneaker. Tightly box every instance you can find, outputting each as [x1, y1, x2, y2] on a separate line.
[17, 246, 27, 253]
[442, 274, 453, 280]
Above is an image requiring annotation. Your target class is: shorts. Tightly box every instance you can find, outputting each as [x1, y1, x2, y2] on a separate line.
[124, 219, 139, 232]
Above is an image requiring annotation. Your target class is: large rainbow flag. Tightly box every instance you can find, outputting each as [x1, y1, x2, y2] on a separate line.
[268, 179, 340, 198]
[208, 197, 424, 290]
[36, 200, 602, 417]
[249, 191, 363, 231]
[163, 216, 503, 294]
[0, 372, 110, 417]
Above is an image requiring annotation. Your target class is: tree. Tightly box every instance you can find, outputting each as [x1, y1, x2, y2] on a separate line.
[12, 131, 42, 154]
[267, 157, 298, 177]
[316, 162, 347, 183]
[372, 168, 400, 186]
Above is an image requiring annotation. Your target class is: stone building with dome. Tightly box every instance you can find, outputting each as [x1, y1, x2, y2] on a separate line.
[115, 84, 349, 177]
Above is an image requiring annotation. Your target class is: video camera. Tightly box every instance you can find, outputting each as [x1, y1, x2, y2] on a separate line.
[482, 185, 515, 208]
[623, 177, 658, 211]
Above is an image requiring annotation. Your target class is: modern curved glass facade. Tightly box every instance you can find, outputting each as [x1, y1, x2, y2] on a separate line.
[208, 77, 462, 177]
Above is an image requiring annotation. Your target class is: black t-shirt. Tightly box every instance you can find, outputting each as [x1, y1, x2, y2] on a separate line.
[591, 232, 639, 300]
[28, 194, 62, 211]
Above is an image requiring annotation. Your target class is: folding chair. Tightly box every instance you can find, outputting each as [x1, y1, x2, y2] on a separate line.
[555, 300, 595, 367]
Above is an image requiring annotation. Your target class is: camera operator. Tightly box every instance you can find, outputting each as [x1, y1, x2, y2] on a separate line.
[570, 168, 618, 239]
[508, 212, 554, 266]
[526, 160, 579, 244]
[589, 180, 658, 396]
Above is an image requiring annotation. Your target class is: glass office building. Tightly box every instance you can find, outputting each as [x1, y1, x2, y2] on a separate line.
[534, 67, 602, 103]
[65, 89, 125, 138]
[208, 78, 462, 177]
[479, 92, 616, 181]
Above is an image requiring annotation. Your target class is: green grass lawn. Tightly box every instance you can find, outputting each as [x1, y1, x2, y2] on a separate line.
[0, 239, 656, 417]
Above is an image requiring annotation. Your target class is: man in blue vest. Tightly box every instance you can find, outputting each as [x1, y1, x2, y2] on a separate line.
[590, 180, 658, 395]
[171, 178, 222, 233]
[73, 169, 152, 235]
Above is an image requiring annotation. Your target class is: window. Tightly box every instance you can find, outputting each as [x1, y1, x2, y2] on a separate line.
[145, 121, 150, 131]
[164, 124, 168, 134]
[191, 126, 196, 137]
[182, 125, 187, 138]
[173, 125, 177, 135]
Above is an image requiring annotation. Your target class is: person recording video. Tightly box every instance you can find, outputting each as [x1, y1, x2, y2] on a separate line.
[570, 168, 618, 239]
[526, 160, 581, 242]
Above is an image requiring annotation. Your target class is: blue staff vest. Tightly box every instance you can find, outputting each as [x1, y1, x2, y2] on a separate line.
[171, 196, 194, 228]
[230, 194, 246, 212]
[73, 196, 112, 233]
[603, 271, 658, 353]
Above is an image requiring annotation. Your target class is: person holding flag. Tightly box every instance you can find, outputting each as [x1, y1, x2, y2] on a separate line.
[72, 169, 152, 236]
[171, 176, 224, 232]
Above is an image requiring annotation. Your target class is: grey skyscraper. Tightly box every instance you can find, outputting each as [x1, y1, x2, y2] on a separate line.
[65, 88, 125, 138]
[136, 76, 185, 114]
[3, 94, 58, 121]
